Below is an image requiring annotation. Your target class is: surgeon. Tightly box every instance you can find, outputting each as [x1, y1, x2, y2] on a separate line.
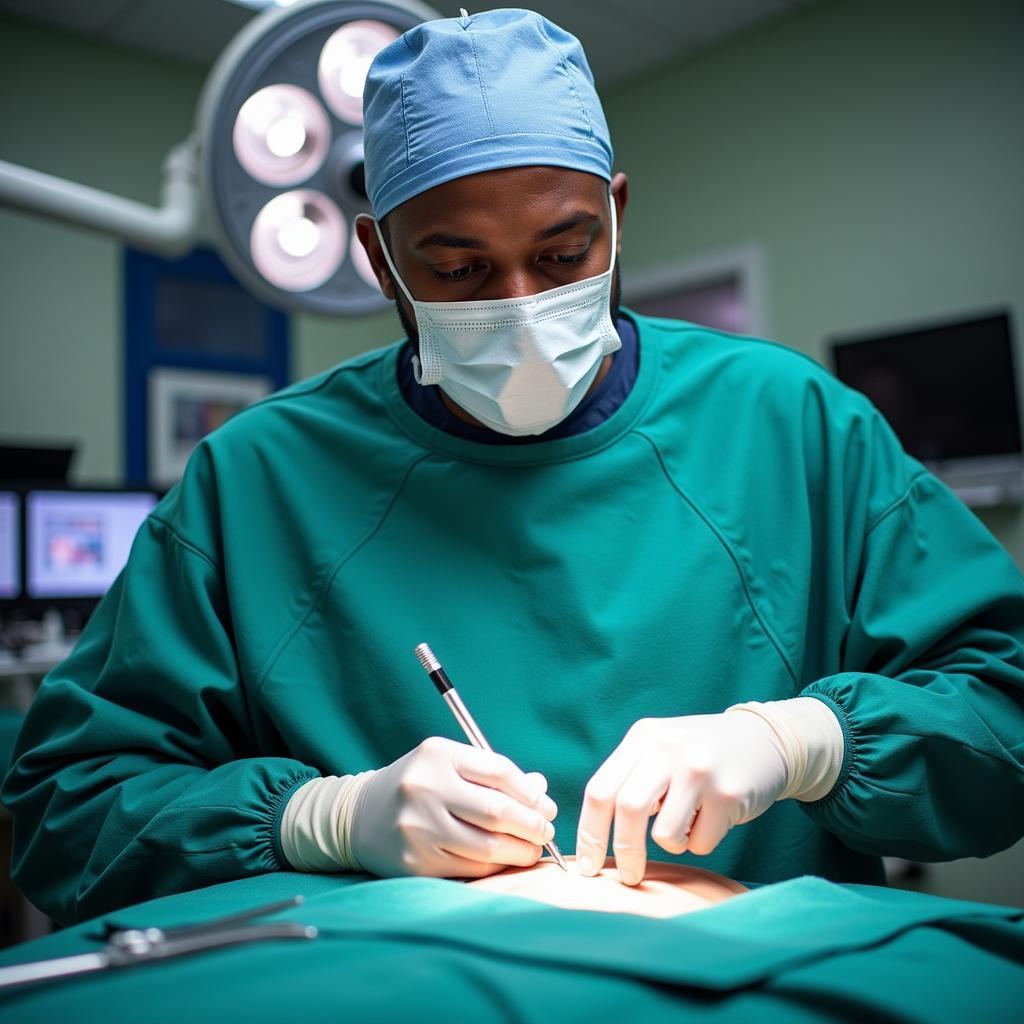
[4, 9, 1024, 926]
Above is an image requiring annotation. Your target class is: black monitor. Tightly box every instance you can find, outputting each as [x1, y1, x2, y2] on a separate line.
[0, 445, 75, 483]
[830, 311, 1021, 463]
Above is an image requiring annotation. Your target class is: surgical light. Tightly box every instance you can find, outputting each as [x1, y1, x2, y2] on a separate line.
[278, 216, 320, 257]
[250, 189, 347, 291]
[199, 0, 439, 314]
[266, 120, 305, 158]
[318, 21, 400, 125]
[233, 85, 330, 185]
[0, 1, 439, 317]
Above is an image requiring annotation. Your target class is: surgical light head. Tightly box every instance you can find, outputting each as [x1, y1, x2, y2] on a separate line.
[197, 0, 439, 315]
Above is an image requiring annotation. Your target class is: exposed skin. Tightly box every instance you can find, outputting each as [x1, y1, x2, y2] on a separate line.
[468, 856, 748, 918]
[354, 166, 629, 430]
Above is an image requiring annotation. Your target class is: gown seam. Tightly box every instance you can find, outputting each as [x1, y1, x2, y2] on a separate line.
[251, 452, 435, 694]
[148, 514, 219, 571]
[864, 471, 929, 536]
[223, 349, 391, 421]
[632, 429, 799, 688]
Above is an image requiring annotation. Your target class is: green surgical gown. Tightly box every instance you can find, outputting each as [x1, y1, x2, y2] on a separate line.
[4, 311, 1024, 925]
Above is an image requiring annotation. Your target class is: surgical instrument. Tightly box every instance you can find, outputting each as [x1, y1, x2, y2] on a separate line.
[0, 895, 317, 994]
[414, 641, 567, 871]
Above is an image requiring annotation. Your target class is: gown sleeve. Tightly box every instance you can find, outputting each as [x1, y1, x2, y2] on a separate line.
[800, 464, 1024, 862]
[0, 456, 320, 925]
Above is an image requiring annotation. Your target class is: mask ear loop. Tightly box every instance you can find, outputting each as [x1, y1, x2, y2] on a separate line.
[607, 184, 618, 276]
[372, 218, 443, 385]
[598, 185, 622, 355]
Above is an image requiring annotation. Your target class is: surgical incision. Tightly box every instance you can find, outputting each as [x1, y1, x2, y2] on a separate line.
[467, 856, 748, 918]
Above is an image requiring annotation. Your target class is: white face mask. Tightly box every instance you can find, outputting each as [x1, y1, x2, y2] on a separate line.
[373, 193, 621, 436]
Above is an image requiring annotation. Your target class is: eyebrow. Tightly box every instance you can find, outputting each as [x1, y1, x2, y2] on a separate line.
[534, 211, 600, 242]
[413, 210, 601, 251]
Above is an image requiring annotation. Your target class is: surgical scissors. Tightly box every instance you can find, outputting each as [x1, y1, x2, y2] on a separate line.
[0, 895, 317, 993]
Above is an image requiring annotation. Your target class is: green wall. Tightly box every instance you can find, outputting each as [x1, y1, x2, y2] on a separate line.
[1, 1, 1022, 903]
[609, 0, 1024, 359]
[603, 0, 1024, 566]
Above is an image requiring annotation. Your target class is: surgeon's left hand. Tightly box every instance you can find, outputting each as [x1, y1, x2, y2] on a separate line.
[575, 699, 844, 885]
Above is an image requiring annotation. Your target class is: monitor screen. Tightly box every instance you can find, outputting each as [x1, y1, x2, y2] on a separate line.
[0, 492, 19, 599]
[831, 313, 1021, 463]
[26, 490, 157, 600]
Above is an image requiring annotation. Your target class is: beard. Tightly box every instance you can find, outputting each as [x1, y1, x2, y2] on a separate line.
[395, 264, 624, 355]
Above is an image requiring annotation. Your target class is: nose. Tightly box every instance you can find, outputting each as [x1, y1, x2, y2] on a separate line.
[485, 267, 549, 301]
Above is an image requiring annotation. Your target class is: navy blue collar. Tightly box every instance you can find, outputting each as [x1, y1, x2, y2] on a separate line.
[395, 314, 640, 445]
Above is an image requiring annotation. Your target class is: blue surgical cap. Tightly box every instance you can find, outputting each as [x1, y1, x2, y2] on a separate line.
[362, 8, 613, 219]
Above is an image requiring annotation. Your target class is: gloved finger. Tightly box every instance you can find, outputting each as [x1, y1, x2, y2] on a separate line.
[454, 746, 557, 818]
[612, 760, 670, 886]
[440, 817, 545, 867]
[434, 853, 518, 880]
[686, 796, 736, 856]
[524, 772, 548, 794]
[523, 772, 556, 819]
[650, 780, 701, 855]
[576, 743, 640, 876]
[448, 779, 556, 847]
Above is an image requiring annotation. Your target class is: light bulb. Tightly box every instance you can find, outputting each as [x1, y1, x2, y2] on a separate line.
[250, 190, 347, 291]
[233, 84, 329, 186]
[338, 55, 374, 99]
[318, 20, 400, 125]
[265, 115, 307, 158]
[278, 216, 320, 258]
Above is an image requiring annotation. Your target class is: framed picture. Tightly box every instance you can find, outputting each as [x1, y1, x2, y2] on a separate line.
[148, 368, 272, 488]
[124, 247, 289, 487]
[623, 244, 768, 337]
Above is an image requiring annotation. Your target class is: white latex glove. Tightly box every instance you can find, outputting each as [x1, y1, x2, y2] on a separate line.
[575, 698, 843, 885]
[347, 736, 558, 879]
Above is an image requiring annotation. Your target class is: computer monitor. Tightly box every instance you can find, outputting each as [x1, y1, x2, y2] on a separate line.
[0, 492, 19, 600]
[830, 311, 1021, 463]
[0, 444, 75, 483]
[25, 490, 158, 600]
[830, 311, 1024, 507]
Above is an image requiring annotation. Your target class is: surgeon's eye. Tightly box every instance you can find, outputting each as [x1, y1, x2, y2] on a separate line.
[432, 264, 476, 281]
[553, 249, 591, 267]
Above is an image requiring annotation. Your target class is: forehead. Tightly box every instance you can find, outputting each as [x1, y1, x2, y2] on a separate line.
[385, 166, 608, 240]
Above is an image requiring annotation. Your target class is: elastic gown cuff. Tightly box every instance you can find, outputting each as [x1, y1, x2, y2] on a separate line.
[268, 771, 321, 870]
[794, 686, 858, 807]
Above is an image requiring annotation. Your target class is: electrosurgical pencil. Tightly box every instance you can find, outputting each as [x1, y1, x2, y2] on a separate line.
[414, 642, 568, 871]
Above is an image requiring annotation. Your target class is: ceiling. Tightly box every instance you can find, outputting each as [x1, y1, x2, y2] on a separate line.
[0, 0, 821, 88]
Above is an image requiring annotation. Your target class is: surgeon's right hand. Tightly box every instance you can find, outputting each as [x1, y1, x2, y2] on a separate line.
[348, 737, 558, 879]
